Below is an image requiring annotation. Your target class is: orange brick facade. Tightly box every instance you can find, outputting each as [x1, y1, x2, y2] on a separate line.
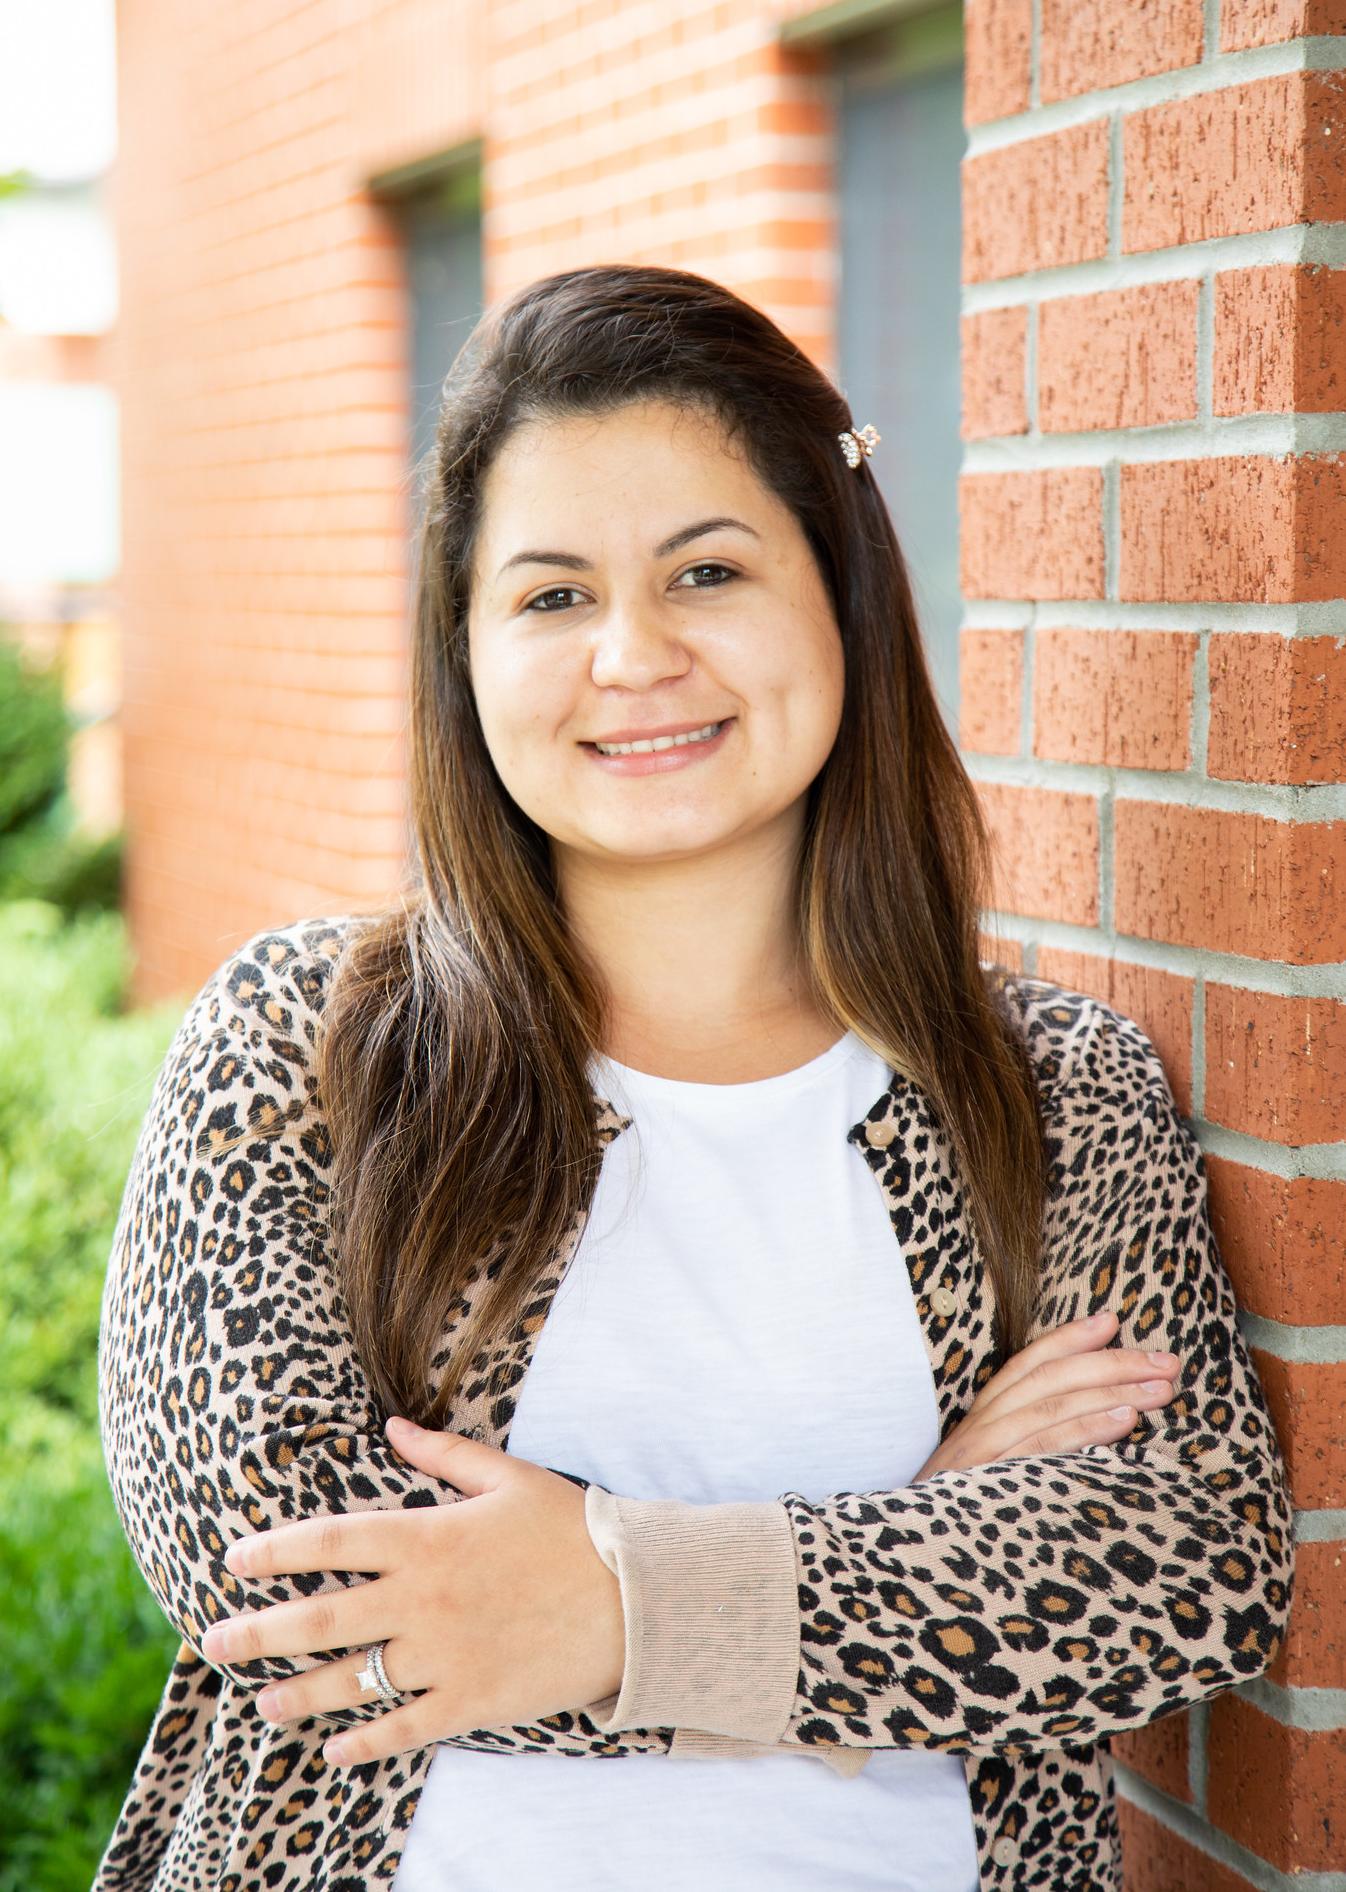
[960, 2, 1346, 1883]
[114, 1, 1343, 1882]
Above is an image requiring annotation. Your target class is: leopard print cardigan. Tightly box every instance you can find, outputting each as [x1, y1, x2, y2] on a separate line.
[93, 914, 1294, 1891]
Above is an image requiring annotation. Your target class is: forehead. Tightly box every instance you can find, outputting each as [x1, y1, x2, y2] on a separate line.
[477, 400, 760, 534]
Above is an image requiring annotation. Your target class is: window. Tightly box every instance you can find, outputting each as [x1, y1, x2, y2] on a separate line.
[831, 3, 966, 735]
[372, 152, 484, 519]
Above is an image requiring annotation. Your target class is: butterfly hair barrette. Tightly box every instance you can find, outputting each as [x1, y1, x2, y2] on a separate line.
[838, 423, 881, 468]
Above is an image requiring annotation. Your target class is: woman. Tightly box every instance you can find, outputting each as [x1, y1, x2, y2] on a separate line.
[95, 263, 1294, 1892]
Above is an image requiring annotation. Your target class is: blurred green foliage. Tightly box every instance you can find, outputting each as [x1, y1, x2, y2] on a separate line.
[0, 898, 188, 1887]
[0, 390, 176, 1886]
[0, 639, 125, 915]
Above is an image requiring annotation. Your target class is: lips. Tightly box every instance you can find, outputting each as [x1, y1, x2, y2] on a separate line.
[582, 718, 732, 749]
[580, 716, 736, 773]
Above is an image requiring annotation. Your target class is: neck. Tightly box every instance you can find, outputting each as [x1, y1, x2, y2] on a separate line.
[556, 822, 838, 1081]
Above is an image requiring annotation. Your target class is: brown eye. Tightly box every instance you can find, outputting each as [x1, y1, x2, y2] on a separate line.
[676, 562, 737, 588]
[523, 565, 738, 614]
[522, 586, 585, 613]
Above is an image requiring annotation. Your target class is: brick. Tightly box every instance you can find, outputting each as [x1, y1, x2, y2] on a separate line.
[1214, 264, 1346, 417]
[1205, 1157, 1346, 1326]
[1123, 71, 1346, 253]
[960, 305, 1029, 439]
[1030, 950, 1193, 1116]
[1119, 453, 1346, 604]
[758, 97, 831, 139]
[959, 628, 1024, 755]
[1251, 1351, 1346, 1510]
[1207, 632, 1346, 785]
[1207, 1695, 1346, 1872]
[1032, 627, 1197, 771]
[960, 467, 1105, 600]
[979, 929, 1025, 972]
[1114, 802, 1346, 964]
[1112, 1710, 1193, 1804]
[1269, 1536, 1346, 1691]
[1040, 0, 1204, 105]
[1204, 984, 1346, 1144]
[1038, 280, 1199, 432]
[973, 782, 1100, 926]
[963, 120, 1110, 282]
[1221, 0, 1346, 52]
[1116, 1801, 1259, 1891]
[963, 0, 1032, 128]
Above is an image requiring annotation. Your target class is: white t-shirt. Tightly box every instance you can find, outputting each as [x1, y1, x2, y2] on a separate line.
[392, 1029, 980, 1892]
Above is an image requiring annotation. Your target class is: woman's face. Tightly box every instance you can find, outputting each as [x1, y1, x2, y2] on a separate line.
[466, 397, 845, 871]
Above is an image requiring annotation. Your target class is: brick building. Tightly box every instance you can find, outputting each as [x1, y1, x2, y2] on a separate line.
[112, 2, 1344, 1881]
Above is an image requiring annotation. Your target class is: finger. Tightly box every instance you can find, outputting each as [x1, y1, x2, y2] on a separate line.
[980, 1311, 1119, 1402]
[975, 1344, 1179, 1423]
[1019, 1401, 1146, 1456]
[256, 1643, 423, 1729]
[385, 1421, 509, 1499]
[322, 1692, 447, 1767]
[223, 1511, 400, 1580]
[972, 1399, 1145, 1469]
[201, 1582, 386, 1665]
[990, 1374, 1178, 1456]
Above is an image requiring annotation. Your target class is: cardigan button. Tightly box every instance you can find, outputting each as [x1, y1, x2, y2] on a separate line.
[930, 1285, 958, 1317]
[864, 1119, 896, 1148]
[992, 1836, 1015, 1868]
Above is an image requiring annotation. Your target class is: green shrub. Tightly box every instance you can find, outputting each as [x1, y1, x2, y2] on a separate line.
[0, 640, 69, 842]
[0, 900, 189, 1890]
[0, 639, 126, 917]
[0, 795, 124, 916]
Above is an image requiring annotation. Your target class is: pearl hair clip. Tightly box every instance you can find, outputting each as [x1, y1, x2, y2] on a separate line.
[838, 422, 881, 468]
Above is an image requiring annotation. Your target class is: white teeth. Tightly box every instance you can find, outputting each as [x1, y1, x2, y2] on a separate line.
[594, 720, 725, 757]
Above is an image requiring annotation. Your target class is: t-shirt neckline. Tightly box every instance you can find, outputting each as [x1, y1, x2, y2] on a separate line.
[588, 1028, 865, 1105]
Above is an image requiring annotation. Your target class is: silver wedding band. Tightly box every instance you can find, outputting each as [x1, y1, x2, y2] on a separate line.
[355, 1639, 400, 1705]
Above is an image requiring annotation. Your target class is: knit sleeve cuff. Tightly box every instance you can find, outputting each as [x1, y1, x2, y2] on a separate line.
[580, 1482, 800, 1744]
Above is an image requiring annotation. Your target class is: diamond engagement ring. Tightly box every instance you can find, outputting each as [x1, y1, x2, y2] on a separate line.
[356, 1640, 399, 1704]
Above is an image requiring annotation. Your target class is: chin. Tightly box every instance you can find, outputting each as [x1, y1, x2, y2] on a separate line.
[580, 823, 742, 863]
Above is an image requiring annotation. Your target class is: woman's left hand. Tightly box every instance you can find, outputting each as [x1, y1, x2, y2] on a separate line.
[199, 1418, 626, 1767]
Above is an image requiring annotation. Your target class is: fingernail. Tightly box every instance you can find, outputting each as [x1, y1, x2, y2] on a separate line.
[386, 1415, 412, 1432]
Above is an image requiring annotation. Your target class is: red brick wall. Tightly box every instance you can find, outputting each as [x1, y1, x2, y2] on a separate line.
[962, 0, 1345, 1882]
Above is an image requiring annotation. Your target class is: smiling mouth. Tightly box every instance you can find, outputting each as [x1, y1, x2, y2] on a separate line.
[581, 719, 732, 757]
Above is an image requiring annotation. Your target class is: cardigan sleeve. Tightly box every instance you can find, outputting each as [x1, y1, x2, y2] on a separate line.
[97, 928, 633, 1749]
[95, 943, 481, 1736]
[579, 1005, 1297, 1755]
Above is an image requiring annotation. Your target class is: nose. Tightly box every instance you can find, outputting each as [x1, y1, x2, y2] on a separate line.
[588, 604, 694, 692]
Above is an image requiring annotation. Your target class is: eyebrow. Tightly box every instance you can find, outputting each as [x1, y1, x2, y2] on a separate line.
[494, 515, 761, 582]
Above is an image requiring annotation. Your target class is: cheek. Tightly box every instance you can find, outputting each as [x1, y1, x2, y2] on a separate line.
[776, 643, 845, 778]
[473, 643, 578, 767]
[764, 623, 845, 737]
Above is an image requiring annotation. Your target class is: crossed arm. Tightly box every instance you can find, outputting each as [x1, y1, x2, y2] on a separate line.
[100, 959, 1295, 1765]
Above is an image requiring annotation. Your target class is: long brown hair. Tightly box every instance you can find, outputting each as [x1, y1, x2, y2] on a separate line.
[315, 262, 1047, 1428]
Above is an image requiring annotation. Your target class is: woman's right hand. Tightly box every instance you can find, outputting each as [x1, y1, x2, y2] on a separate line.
[911, 1308, 1181, 1483]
